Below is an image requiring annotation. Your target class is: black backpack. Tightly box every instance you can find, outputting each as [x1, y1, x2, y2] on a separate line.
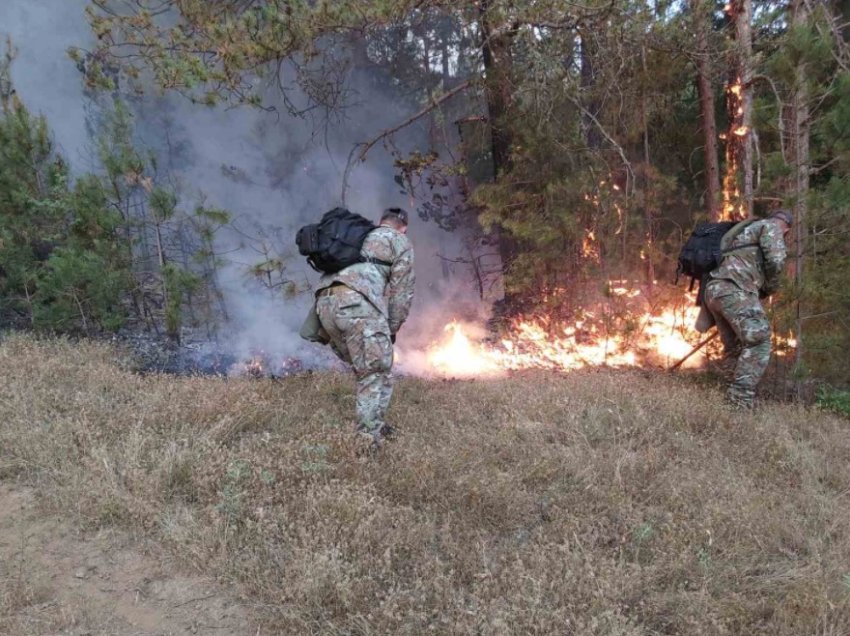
[676, 219, 757, 303]
[676, 221, 737, 288]
[296, 207, 391, 274]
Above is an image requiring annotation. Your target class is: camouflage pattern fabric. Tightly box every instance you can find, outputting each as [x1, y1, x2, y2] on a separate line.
[704, 280, 772, 408]
[710, 218, 787, 296]
[314, 222, 415, 439]
[317, 286, 394, 437]
[703, 218, 788, 408]
[318, 225, 415, 335]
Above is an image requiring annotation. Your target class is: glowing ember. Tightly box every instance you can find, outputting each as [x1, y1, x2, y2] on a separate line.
[582, 230, 599, 260]
[244, 356, 266, 378]
[280, 357, 305, 375]
[732, 126, 749, 137]
[421, 284, 704, 378]
[773, 332, 798, 356]
[228, 352, 308, 378]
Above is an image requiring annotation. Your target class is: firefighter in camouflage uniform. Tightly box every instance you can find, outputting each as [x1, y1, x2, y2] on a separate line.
[704, 209, 792, 409]
[315, 208, 415, 446]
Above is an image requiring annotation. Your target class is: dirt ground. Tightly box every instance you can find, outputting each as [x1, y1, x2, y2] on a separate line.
[0, 483, 257, 636]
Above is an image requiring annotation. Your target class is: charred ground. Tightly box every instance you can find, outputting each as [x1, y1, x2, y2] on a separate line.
[1, 335, 849, 634]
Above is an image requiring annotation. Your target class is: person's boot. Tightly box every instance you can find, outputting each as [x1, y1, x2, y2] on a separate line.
[725, 387, 754, 411]
[708, 351, 738, 382]
[354, 423, 384, 454]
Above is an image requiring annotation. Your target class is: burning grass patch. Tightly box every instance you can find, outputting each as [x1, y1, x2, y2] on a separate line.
[1, 334, 849, 634]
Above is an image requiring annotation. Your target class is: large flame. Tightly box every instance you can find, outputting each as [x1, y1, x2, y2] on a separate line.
[420, 284, 704, 378]
[427, 321, 502, 376]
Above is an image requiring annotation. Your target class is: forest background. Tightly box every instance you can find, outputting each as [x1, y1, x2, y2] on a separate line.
[1, 0, 849, 391]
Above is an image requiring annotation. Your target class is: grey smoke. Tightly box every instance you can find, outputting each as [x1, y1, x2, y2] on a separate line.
[0, 0, 492, 370]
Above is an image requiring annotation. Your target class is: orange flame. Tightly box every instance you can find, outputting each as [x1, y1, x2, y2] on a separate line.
[244, 356, 266, 378]
[582, 230, 599, 260]
[421, 284, 704, 378]
[426, 322, 501, 376]
[722, 77, 748, 220]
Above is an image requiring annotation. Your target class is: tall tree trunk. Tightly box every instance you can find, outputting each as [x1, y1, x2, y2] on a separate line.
[640, 46, 655, 291]
[479, 1, 514, 177]
[0, 40, 16, 113]
[478, 1, 518, 313]
[834, 0, 850, 46]
[786, 0, 810, 383]
[692, 0, 722, 221]
[579, 32, 602, 150]
[723, 0, 754, 220]
[148, 201, 176, 343]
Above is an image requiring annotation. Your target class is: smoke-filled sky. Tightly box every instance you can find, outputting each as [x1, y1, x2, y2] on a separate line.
[1, 0, 486, 366]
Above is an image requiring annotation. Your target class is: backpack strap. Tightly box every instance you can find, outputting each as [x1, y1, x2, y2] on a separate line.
[720, 242, 759, 255]
[360, 256, 393, 267]
[716, 218, 762, 265]
[719, 219, 756, 251]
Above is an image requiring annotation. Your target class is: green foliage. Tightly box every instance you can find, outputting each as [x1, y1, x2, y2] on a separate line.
[82, 1, 397, 107]
[61, 0, 850, 386]
[33, 247, 128, 331]
[0, 96, 131, 332]
[813, 73, 850, 166]
[97, 100, 145, 185]
[0, 105, 67, 310]
[195, 205, 231, 227]
[150, 187, 177, 222]
[1, 65, 228, 336]
[817, 387, 850, 418]
[163, 263, 201, 341]
[796, 173, 850, 384]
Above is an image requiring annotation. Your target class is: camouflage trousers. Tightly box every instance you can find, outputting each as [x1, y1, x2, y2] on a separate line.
[316, 286, 394, 437]
[704, 279, 771, 408]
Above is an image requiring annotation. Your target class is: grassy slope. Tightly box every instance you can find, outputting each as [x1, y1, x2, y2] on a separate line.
[1, 335, 849, 635]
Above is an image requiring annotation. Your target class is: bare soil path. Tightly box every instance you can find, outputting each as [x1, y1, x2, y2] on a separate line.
[0, 483, 257, 636]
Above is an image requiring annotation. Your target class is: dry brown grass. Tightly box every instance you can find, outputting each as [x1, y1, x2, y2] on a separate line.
[1, 333, 849, 635]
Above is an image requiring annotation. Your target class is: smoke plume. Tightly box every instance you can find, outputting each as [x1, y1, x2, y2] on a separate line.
[1, 0, 488, 370]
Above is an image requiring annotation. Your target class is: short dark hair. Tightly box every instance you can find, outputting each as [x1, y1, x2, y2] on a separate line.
[381, 207, 409, 226]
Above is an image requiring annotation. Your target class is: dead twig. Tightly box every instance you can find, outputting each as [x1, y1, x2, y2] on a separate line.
[173, 593, 218, 608]
[341, 80, 472, 202]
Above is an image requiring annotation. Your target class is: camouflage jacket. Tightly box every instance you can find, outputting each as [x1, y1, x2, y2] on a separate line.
[709, 218, 787, 296]
[318, 225, 415, 333]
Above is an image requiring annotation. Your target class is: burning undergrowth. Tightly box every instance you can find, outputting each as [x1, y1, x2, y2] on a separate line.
[126, 280, 793, 382]
[125, 281, 710, 380]
[120, 333, 344, 378]
[398, 281, 708, 378]
[230, 349, 345, 378]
